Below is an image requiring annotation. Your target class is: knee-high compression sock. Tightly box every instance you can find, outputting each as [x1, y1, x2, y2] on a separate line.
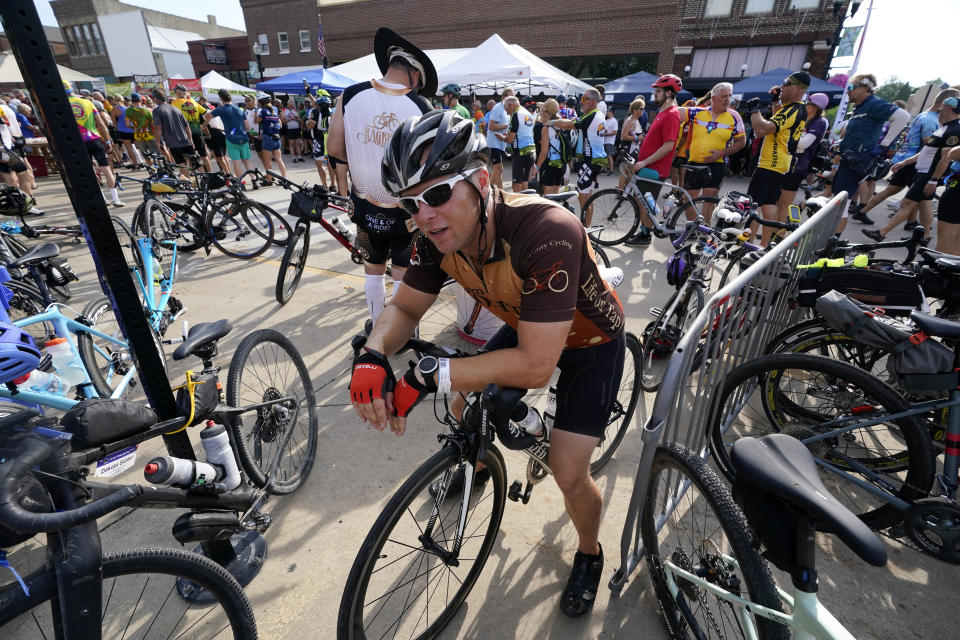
[366, 274, 386, 322]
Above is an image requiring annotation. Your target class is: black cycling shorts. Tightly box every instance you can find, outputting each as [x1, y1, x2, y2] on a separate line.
[683, 161, 726, 190]
[190, 132, 208, 157]
[575, 159, 601, 193]
[117, 130, 135, 142]
[511, 152, 535, 184]
[482, 325, 626, 439]
[286, 128, 301, 139]
[353, 227, 413, 267]
[312, 138, 326, 159]
[938, 186, 960, 224]
[84, 138, 110, 167]
[781, 170, 809, 192]
[208, 128, 227, 158]
[747, 167, 786, 206]
[489, 148, 506, 165]
[0, 147, 28, 174]
[889, 164, 917, 188]
[904, 170, 935, 202]
[540, 163, 565, 187]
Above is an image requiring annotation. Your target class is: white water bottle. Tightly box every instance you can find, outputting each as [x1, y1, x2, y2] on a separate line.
[13, 370, 69, 397]
[330, 216, 355, 242]
[45, 338, 86, 386]
[144, 455, 221, 488]
[201, 421, 242, 491]
[664, 193, 677, 212]
[510, 402, 544, 438]
[644, 192, 660, 215]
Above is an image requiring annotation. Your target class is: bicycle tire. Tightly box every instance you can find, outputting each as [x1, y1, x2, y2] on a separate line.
[417, 280, 504, 355]
[206, 202, 274, 259]
[666, 196, 721, 231]
[243, 199, 291, 247]
[338, 444, 507, 640]
[77, 296, 164, 400]
[590, 331, 641, 473]
[708, 353, 934, 529]
[3, 546, 257, 639]
[139, 199, 180, 268]
[641, 442, 789, 640]
[580, 188, 640, 246]
[717, 245, 752, 289]
[590, 240, 611, 268]
[226, 329, 318, 494]
[5, 280, 53, 344]
[275, 225, 310, 305]
[640, 284, 704, 392]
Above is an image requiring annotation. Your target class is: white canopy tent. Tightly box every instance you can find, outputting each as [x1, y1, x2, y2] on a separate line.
[328, 48, 471, 86]
[200, 70, 256, 102]
[0, 52, 97, 83]
[436, 34, 591, 96]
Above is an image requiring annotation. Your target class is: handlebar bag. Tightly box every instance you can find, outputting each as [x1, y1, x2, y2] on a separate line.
[290, 190, 327, 223]
[798, 266, 923, 315]
[61, 398, 157, 449]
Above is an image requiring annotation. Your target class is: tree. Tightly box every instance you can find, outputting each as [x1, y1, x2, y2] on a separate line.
[876, 76, 914, 103]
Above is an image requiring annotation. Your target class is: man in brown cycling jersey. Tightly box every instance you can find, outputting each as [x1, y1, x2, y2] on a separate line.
[349, 111, 625, 618]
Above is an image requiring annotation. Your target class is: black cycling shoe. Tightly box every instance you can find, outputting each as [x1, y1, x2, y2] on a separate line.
[428, 466, 491, 499]
[560, 543, 603, 617]
[862, 229, 885, 242]
[851, 212, 873, 224]
[624, 228, 652, 246]
[904, 220, 919, 231]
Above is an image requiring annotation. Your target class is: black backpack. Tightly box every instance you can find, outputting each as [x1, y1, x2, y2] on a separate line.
[551, 128, 575, 165]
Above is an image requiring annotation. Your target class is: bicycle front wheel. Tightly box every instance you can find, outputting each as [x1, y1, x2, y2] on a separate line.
[708, 353, 934, 528]
[338, 444, 507, 640]
[206, 202, 274, 259]
[5, 280, 53, 344]
[5, 546, 257, 639]
[641, 443, 788, 640]
[590, 331, 641, 473]
[242, 199, 291, 247]
[666, 196, 721, 231]
[640, 284, 704, 392]
[275, 225, 310, 305]
[226, 330, 318, 494]
[580, 188, 640, 246]
[417, 280, 504, 355]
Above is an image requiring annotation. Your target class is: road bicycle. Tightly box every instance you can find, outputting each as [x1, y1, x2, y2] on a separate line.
[338, 328, 639, 639]
[643, 433, 886, 640]
[262, 169, 360, 305]
[0, 318, 317, 638]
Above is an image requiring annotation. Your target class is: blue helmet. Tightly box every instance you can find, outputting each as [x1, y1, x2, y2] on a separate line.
[0, 322, 42, 384]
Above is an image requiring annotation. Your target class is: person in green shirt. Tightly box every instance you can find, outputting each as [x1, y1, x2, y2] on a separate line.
[124, 93, 160, 167]
[441, 83, 471, 119]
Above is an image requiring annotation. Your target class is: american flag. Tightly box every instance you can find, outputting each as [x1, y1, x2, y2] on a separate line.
[317, 22, 328, 68]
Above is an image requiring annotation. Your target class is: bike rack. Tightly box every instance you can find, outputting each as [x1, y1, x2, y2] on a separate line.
[609, 192, 847, 593]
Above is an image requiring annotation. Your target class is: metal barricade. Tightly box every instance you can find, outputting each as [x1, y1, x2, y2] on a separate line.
[609, 192, 847, 591]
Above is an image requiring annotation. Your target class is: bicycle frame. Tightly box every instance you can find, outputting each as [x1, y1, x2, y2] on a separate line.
[133, 235, 179, 333]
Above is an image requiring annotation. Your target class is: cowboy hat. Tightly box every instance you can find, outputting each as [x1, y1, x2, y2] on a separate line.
[374, 27, 437, 98]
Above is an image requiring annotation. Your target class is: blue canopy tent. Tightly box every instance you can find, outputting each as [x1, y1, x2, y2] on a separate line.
[255, 67, 356, 95]
[732, 68, 844, 104]
[603, 70, 694, 106]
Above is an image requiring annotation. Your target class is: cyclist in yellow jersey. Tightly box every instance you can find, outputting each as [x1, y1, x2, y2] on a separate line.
[171, 85, 211, 172]
[677, 82, 745, 218]
[745, 71, 808, 244]
[65, 81, 123, 207]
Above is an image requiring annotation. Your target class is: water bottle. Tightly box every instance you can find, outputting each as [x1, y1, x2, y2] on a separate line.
[12, 370, 69, 397]
[510, 402, 544, 438]
[44, 338, 86, 386]
[643, 192, 660, 216]
[543, 386, 557, 430]
[201, 421, 241, 491]
[144, 456, 221, 488]
[664, 193, 677, 213]
[1, 220, 22, 234]
[330, 216, 355, 242]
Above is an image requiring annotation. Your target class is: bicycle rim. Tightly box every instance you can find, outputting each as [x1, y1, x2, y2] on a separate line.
[207, 205, 273, 259]
[244, 200, 290, 247]
[641, 286, 702, 392]
[5, 547, 257, 639]
[4, 280, 52, 344]
[590, 331, 641, 473]
[276, 226, 309, 305]
[581, 189, 639, 246]
[416, 281, 504, 355]
[226, 330, 318, 494]
[338, 445, 507, 640]
[641, 443, 788, 640]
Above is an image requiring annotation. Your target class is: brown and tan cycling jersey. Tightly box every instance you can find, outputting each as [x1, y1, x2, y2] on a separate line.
[403, 189, 624, 349]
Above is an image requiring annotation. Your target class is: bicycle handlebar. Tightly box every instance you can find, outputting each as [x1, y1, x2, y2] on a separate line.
[0, 434, 143, 534]
[265, 169, 352, 206]
[816, 225, 925, 263]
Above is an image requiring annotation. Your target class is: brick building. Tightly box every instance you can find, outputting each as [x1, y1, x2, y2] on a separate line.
[239, 0, 329, 79]
[187, 36, 256, 88]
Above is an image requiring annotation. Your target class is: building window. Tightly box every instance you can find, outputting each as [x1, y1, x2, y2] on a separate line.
[704, 0, 733, 17]
[299, 29, 311, 52]
[89, 22, 105, 55]
[257, 33, 269, 55]
[790, 0, 820, 8]
[277, 32, 289, 54]
[72, 25, 87, 56]
[543, 53, 659, 85]
[689, 45, 808, 78]
[745, 0, 776, 14]
[62, 28, 77, 56]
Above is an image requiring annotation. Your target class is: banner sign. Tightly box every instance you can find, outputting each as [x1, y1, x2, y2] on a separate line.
[134, 74, 163, 92]
[167, 78, 203, 93]
[203, 43, 228, 66]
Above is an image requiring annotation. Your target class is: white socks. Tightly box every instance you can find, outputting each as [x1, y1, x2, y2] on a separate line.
[366, 274, 386, 323]
[106, 188, 120, 203]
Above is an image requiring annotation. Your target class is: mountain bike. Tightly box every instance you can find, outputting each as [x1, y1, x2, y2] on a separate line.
[337, 330, 639, 639]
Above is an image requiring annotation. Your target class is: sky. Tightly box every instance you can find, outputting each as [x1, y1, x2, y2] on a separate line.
[25, 0, 958, 88]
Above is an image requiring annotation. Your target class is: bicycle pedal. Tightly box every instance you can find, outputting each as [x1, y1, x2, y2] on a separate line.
[508, 480, 523, 502]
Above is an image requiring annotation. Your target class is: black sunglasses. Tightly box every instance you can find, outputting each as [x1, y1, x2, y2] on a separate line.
[398, 173, 472, 215]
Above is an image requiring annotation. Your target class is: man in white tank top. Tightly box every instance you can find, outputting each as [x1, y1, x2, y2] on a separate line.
[328, 28, 436, 325]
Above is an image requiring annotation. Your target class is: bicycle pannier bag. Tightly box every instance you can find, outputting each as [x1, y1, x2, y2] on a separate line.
[814, 290, 955, 381]
[174, 370, 219, 428]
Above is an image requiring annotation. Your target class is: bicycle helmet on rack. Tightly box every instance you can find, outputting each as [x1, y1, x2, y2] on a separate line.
[381, 110, 489, 197]
[0, 186, 35, 217]
[652, 74, 683, 93]
[666, 245, 694, 289]
[0, 321, 42, 384]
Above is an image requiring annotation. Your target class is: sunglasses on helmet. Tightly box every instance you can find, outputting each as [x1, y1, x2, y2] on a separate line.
[398, 171, 475, 215]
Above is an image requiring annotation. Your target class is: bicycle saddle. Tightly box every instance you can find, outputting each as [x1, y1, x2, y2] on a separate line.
[7, 242, 59, 268]
[543, 191, 578, 204]
[934, 256, 960, 274]
[909, 310, 960, 340]
[730, 434, 886, 568]
[173, 319, 233, 361]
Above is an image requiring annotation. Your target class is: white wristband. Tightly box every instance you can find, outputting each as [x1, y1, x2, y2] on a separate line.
[438, 357, 451, 395]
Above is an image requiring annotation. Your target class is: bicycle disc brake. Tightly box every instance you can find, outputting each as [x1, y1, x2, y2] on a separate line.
[903, 497, 960, 564]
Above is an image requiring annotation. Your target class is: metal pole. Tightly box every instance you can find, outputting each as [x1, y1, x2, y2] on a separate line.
[0, 0, 191, 458]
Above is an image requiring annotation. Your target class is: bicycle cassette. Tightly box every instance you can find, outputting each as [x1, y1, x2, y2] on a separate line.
[903, 497, 960, 564]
